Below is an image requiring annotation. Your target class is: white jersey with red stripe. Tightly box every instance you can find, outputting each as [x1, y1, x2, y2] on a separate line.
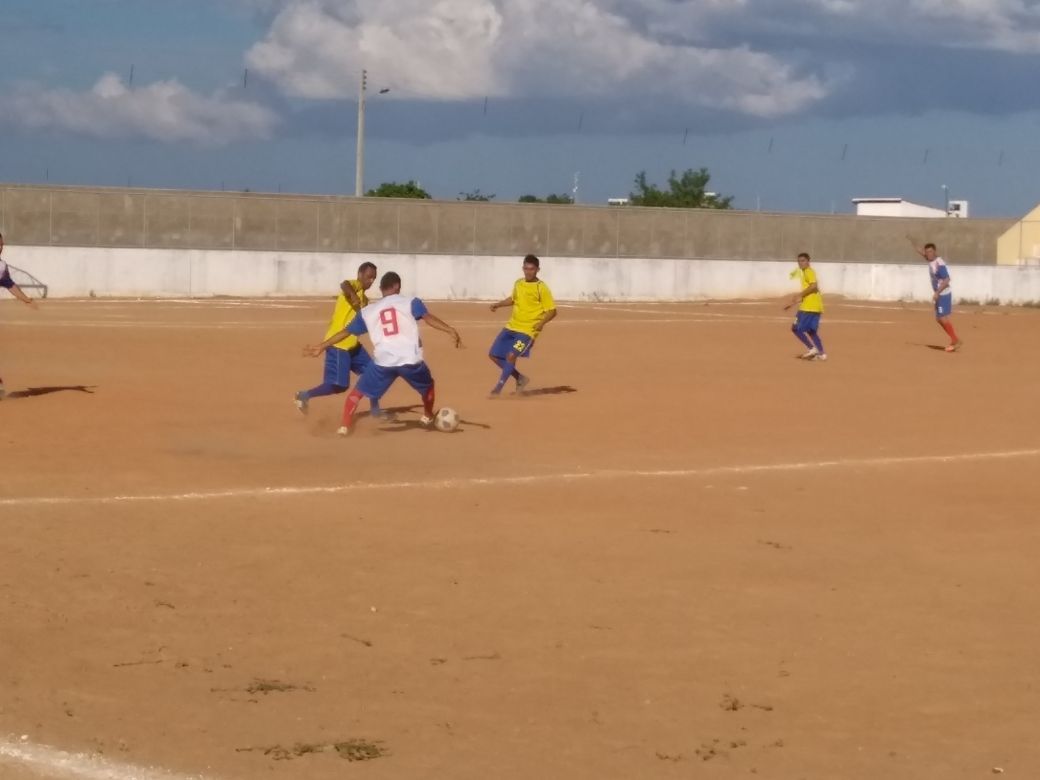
[352, 294, 429, 367]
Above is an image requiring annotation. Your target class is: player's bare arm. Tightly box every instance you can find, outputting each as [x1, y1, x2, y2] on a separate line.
[340, 280, 363, 310]
[784, 283, 817, 309]
[6, 282, 37, 308]
[489, 296, 514, 312]
[906, 235, 927, 258]
[532, 308, 557, 332]
[421, 311, 463, 348]
[303, 327, 350, 356]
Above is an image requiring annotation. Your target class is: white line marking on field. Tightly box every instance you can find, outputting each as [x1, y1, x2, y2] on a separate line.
[1, 448, 1035, 509]
[0, 736, 209, 780]
[0, 315, 895, 329]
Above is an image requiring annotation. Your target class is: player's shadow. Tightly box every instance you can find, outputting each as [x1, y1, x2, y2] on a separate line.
[518, 385, 577, 397]
[923, 344, 948, 351]
[5, 385, 97, 399]
[367, 404, 492, 433]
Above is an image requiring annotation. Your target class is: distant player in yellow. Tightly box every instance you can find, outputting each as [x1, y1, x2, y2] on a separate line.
[784, 252, 827, 361]
[488, 254, 557, 395]
[295, 261, 385, 416]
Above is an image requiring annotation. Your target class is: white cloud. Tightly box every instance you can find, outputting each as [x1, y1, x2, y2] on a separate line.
[11, 73, 279, 145]
[244, 0, 832, 117]
[797, 0, 1040, 52]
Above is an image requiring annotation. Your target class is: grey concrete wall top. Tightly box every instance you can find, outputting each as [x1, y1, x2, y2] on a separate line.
[0, 183, 1014, 265]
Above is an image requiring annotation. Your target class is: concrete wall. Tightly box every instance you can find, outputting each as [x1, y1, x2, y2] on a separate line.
[11, 246, 1040, 305]
[0, 183, 1013, 265]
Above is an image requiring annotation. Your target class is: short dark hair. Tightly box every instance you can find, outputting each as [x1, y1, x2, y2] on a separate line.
[523, 254, 540, 268]
[797, 252, 810, 261]
[380, 271, 402, 292]
[924, 243, 936, 251]
[358, 261, 377, 275]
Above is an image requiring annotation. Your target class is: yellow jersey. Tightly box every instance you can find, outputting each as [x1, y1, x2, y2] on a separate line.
[795, 267, 823, 313]
[324, 280, 368, 351]
[506, 279, 556, 336]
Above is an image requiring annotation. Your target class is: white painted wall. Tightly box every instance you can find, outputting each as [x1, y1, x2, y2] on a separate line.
[9, 246, 1040, 304]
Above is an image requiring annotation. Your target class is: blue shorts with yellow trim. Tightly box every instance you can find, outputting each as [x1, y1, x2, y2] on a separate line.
[489, 328, 534, 360]
[324, 345, 373, 388]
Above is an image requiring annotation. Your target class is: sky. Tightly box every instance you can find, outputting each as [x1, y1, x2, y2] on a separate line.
[4, 0, 1040, 216]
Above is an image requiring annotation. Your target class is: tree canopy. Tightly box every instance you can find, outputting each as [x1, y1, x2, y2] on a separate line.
[459, 189, 495, 201]
[365, 180, 431, 199]
[629, 168, 732, 209]
[518, 193, 574, 204]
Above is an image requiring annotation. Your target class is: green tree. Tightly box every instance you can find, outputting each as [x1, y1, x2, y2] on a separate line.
[366, 180, 431, 199]
[629, 168, 732, 209]
[459, 189, 495, 201]
[518, 193, 574, 204]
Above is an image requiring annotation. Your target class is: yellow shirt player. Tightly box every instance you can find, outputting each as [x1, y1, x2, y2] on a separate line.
[785, 252, 826, 361]
[488, 254, 557, 395]
[296, 262, 387, 415]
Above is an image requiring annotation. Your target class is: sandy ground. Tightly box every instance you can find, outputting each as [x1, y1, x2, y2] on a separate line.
[1, 296, 1039, 779]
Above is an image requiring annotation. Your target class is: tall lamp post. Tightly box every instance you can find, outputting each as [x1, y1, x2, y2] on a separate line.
[355, 70, 367, 197]
[354, 69, 390, 197]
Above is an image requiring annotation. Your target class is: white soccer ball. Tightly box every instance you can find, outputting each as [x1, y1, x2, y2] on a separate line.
[434, 407, 460, 432]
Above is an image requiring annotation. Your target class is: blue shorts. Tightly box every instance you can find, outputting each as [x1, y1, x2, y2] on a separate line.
[489, 328, 534, 360]
[792, 311, 821, 332]
[324, 345, 373, 388]
[935, 294, 953, 318]
[357, 362, 434, 400]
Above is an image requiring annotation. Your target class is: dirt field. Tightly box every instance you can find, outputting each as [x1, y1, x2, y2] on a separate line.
[2, 296, 1039, 780]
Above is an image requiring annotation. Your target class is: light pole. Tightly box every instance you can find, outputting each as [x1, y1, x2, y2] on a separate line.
[354, 69, 367, 197]
[354, 69, 390, 197]
[941, 184, 949, 216]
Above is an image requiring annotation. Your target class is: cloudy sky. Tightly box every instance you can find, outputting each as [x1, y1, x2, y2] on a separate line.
[4, 0, 1040, 215]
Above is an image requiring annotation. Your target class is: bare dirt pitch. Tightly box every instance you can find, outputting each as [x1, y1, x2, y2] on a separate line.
[2, 297, 1039, 780]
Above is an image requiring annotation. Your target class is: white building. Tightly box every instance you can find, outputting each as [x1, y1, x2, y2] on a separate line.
[852, 197, 969, 219]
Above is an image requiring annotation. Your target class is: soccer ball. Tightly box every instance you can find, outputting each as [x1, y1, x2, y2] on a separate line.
[434, 407, 460, 432]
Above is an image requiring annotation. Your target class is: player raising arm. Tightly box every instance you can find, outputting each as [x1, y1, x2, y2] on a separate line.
[488, 254, 557, 396]
[306, 271, 462, 436]
[783, 252, 827, 361]
[907, 236, 962, 352]
[1, 232, 39, 400]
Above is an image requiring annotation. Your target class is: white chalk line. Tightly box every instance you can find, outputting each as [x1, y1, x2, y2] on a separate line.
[1, 313, 896, 329]
[0, 736, 209, 780]
[2, 447, 1036, 509]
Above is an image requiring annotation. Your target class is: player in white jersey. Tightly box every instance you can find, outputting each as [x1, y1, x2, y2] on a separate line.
[908, 237, 962, 352]
[306, 271, 462, 435]
[1, 232, 40, 400]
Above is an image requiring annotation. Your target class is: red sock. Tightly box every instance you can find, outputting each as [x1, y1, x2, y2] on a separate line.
[940, 320, 958, 342]
[341, 389, 364, 427]
[422, 384, 436, 418]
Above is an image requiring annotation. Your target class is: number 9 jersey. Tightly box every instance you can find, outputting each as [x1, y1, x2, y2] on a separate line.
[347, 294, 430, 367]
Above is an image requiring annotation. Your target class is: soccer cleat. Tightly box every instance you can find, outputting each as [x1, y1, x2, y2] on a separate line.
[336, 425, 351, 437]
[293, 391, 309, 415]
[945, 340, 963, 353]
[419, 415, 434, 428]
[799, 347, 819, 359]
[514, 374, 530, 394]
[812, 353, 828, 362]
